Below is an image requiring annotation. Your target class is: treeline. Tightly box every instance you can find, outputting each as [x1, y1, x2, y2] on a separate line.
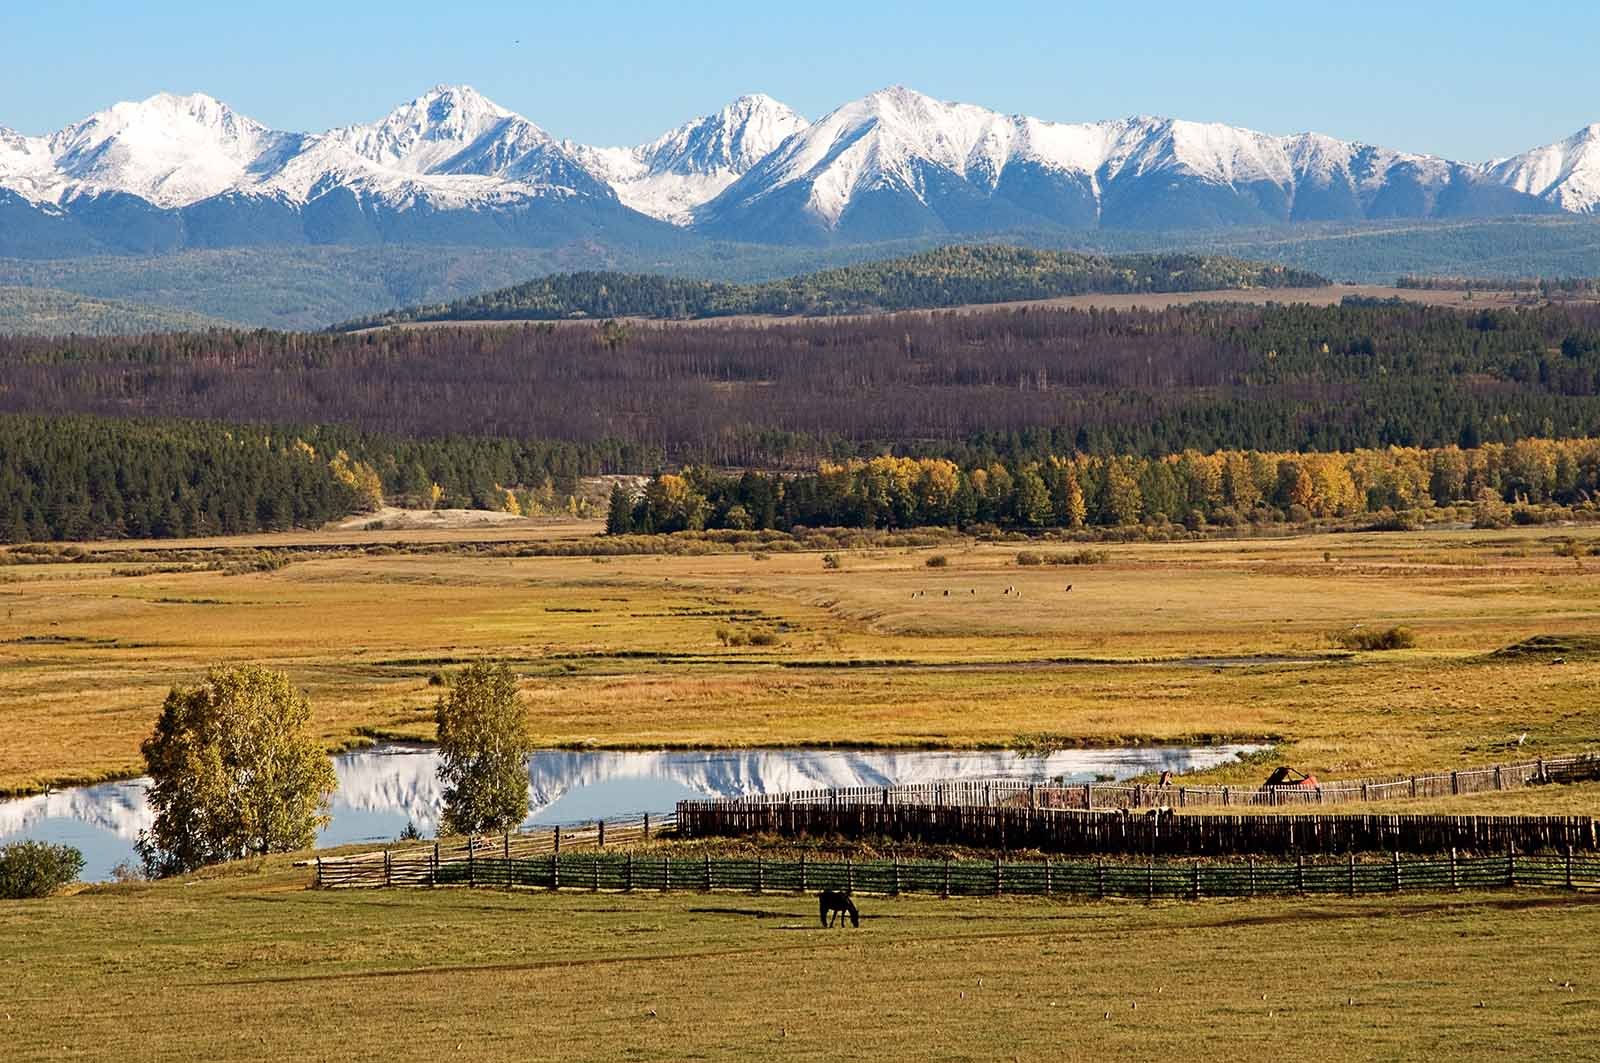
[7, 300, 1600, 466]
[342, 245, 1328, 327]
[0, 415, 657, 542]
[1396, 275, 1600, 295]
[608, 438, 1600, 535]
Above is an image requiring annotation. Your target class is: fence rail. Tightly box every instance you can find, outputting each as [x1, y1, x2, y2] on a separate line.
[682, 753, 1600, 813]
[316, 849, 1600, 899]
[311, 812, 672, 888]
[674, 802, 1599, 856]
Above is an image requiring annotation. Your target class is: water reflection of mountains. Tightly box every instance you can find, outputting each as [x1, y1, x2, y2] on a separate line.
[0, 744, 1258, 841]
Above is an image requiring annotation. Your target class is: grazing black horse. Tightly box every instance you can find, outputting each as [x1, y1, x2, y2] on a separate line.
[818, 889, 859, 928]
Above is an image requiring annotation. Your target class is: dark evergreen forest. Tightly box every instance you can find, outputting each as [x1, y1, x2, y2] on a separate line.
[6, 300, 1600, 464]
[9, 297, 1600, 541]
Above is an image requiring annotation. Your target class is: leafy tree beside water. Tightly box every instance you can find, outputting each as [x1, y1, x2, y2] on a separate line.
[137, 666, 337, 877]
[434, 662, 534, 836]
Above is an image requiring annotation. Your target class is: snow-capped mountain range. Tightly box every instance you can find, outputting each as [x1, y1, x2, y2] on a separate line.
[2, 83, 1598, 255]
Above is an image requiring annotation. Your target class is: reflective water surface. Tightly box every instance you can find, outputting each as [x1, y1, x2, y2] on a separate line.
[0, 743, 1260, 881]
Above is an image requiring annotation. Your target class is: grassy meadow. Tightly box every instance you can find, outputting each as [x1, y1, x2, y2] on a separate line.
[1, 857, 1596, 1062]
[3, 522, 1599, 796]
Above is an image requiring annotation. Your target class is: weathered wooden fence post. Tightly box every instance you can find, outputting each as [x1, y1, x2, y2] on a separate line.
[643, 812, 650, 840]
[1248, 855, 1255, 897]
[892, 855, 900, 896]
[1044, 858, 1052, 895]
[592, 855, 600, 892]
[942, 857, 950, 899]
[553, 825, 561, 856]
[626, 852, 634, 892]
[799, 853, 807, 893]
[1392, 851, 1401, 892]
[315, 857, 322, 889]
[1191, 863, 1200, 900]
[384, 849, 392, 888]
[1507, 845, 1516, 888]
[598, 820, 605, 848]
[468, 836, 476, 889]
[703, 854, 711, 892]
[846, 859, 854, 893]
[503, 830, 510, 863]
[661, 855, 669, 893]
[431, 842, 439, 888]
[1566, 845, 1574, 890]
[1097, 858, 1105, 899]
[1295, 853, 1304, 894]
[1347, 851, 1355, 896]
[756, 855, 764, 894]
[1450, 847, 1458, 890]
[550, 852, 558, 891]
[994, 856, 1002, 897]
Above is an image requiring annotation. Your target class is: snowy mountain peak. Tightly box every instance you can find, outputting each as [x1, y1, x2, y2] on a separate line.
[639, 93, 809, 176]
[566, 93, 809, 224]
[329, 84, 537, 174]
[40, 90, 285, 207]
[1485, 121, 1600, 213]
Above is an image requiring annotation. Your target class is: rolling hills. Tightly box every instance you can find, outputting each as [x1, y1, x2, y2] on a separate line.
[342, 245, 1329, 327]
[0, 285, 233, 335]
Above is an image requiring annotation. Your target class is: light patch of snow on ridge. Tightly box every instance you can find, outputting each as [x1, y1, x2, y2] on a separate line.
[0, 126, 54, 201]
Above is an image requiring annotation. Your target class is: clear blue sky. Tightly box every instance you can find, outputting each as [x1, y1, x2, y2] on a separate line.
[4, 0, 1596, 161]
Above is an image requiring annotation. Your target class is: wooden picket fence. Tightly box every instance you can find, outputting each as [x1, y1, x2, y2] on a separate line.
[316, 847, 1600, 899]
[673, 801, 1599, 856]
[682, 752, 1600, 814]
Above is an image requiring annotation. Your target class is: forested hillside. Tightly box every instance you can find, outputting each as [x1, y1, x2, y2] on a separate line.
[343, 246, 1327, 327]
[0, 286, 233, 336]
[7, 300, 1600, 466]
[5, 218, 1600, 333]
[0, 416, 657, 542]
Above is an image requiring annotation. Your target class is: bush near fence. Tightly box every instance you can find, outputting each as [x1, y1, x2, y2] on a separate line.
[315, 848, 1600, 899]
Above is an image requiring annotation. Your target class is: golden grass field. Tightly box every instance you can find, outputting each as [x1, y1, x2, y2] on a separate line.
[1, 857, 1596, 1062]
[3, 522, 1599, 797]
[5, 521, 1600, 1062]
